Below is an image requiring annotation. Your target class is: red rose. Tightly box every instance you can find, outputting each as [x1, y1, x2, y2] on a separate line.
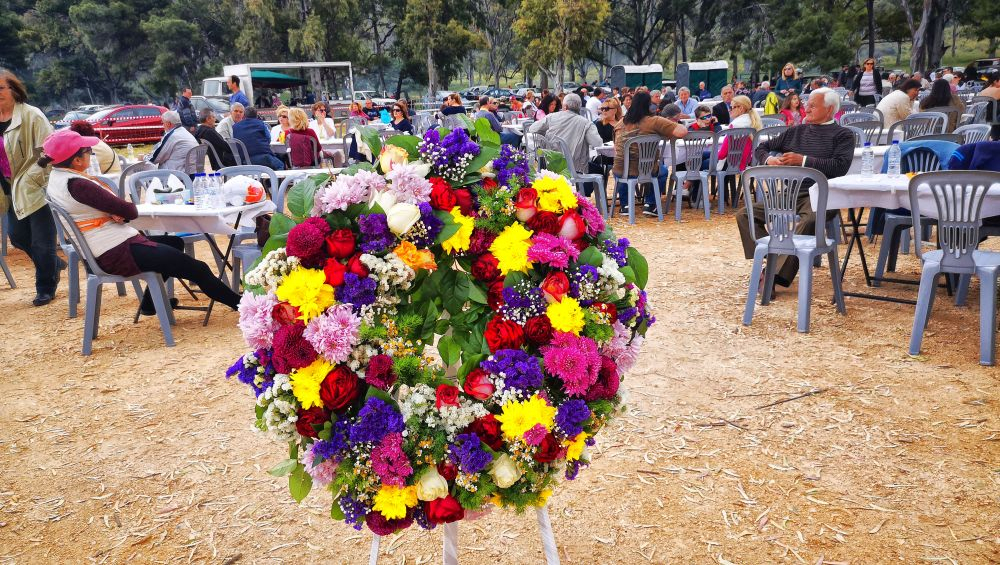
[487, 280, 505, 311]
[435, 384, 460, 409]
[523, 316, 554, 347]
[481, 178, 499, 192]
[484, 315, 524, 352]
[320, 366, 361, 411]
[532, 433, 564, 463]
[323, 258, 347, 286]
[346, 252, 370, 278]
[540, 271, 570, 303]
[453, 188, 474, 216]
[295, 406, 329, 438]
[324, 228, 356, 259]
[462, 368, 494, 400]
[526, 210, 560, 235]
[424, 495, 465, 525]
[515, 187, 538, 222]
[471, 253, 501, 282]
[558, 210, 585, 240]
[272, 301, 301, 326]
[437, 460, 458, 481]
[592, 302, 617, 321]
[585, 356, 620, 401]
[466, 414, 503, 450]
[429, 178, 458, 211]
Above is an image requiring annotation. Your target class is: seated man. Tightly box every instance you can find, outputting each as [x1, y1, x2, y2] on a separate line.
[712, 84, 734, 125]
[474, 97, 521, 146]
[675, 87, 699, 119]
[193, 108, 236, 169]
[527, 93, 604, 185]
[215, 102, 245, 140]
[736, 88, 854, 288]
[148, 111, 199, 173]
[232, 107, 285, 170]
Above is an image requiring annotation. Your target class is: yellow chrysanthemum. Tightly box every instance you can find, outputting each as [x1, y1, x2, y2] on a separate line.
[565, 432, 588, 461]
[533, 175, 578, 213]
[535, 488, 553, 507]
[496, 394, 557, 440]
[442, 206, 474, 254]
[373, 485, 418, 520]
[489, 223, 534, 275]
[289, 358, 333, 410]
[275, 267, 335, 323]
[393, 240, 437, 271]
[546, 296, 586, 335]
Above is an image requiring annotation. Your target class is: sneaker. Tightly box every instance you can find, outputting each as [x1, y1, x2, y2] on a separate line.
[642, 205, 657, 216]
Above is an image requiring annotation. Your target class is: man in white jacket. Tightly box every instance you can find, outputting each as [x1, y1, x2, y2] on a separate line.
[148, 111, 199, 173]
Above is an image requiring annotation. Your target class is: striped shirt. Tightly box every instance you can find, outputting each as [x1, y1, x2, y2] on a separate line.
[753, 123, 855, 181]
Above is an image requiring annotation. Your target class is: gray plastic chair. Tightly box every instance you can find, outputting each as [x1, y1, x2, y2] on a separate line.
[909, 133, 963, 143]
[227, 139, 251, 166]
[667, 130, 716, 221]
[886, 112, 948, 142]
[48, 200, 175, 355]
[200, 140, 223, 171]
[751, 125, 787, 164]
[740, 166, 846, 332]
[907, 171, 1000, 365]
[839, 100, 859, 113]
[843, 125, 864, 147]
[126, 170, 207, 265]
[118, 161, 156, 201]
[760, 117, 785, 128]
[838, 112, 879, 127]
[184, 143, 209, 174]
[611, 134, 664, 224]
[953, 124, 990, 144]
[711, 127, 755, 213]
[442, 114, 468, 131]
[848, 120, 884, 145]
[546, 136, 608, 218]
[919, 106, 961, 132]
[0, 213, 12, 287]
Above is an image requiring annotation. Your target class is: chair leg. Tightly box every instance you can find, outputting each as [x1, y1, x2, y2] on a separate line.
[627, 180, 636, 225]
[145, 274, 176, 347]
[827, 248, 847, 314]
[909, 268, 940, 355]
[232, 256, 242, 291]
[115, 282, 127, 297]
[674, 176, 683, 222]
[716, 173, 725, 215]
[761, 254, 777, 306]
[593, 176, 608, 219]
[651, 178, 663, 221]
[978, 270, 997, 366]
[68, 254, 80, 318]
[0, 255, 13, 288]
[955, 273, 971, 306]
[796, 252, 814, 333]
[82, 279, 101, 355]
[743, 247, 767, 325]
[700, 172, 710, 220]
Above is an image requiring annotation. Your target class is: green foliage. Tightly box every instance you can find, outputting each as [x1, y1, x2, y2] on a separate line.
[455, 475, 498, 509]
[626, 247, 648, 289]
[385, 134, 423, 159]
[392, 355, 424, 383]
[286, 174, 328, 221]
[359, 323, 388, 342]
[577, 246, 604, 267]
[539, 149, 569, 177]
[268, 458, 298, 477]
[437, 334, 461, 366]
[474, 117, 501, 147]
[288, 463, 313, 502]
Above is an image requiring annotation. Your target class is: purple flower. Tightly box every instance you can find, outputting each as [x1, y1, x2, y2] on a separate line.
[492, 144, 530, 187]
[358, 213, 395, 254]
[480, 349, 545, 391]
[408, 202, 443, 248]
[419, 128, 480, 183]
[336, 273, 378, 310]
[499, 283, 546, 324]
[349, 397, 404, 444]
[555, 399, 591, 438]
[315, 420, 351, 461]
[339, 495, 370, 530]
[413, 505, 437, 530]
[448, 433, 493, 474]
[602, 237, 630, 267]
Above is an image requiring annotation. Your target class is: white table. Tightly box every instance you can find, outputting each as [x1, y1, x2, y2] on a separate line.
[847, 145, 890, 175]
[270, 140, 346, 154]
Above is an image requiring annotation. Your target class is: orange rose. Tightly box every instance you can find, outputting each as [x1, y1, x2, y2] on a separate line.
[393, 241, 437, 271]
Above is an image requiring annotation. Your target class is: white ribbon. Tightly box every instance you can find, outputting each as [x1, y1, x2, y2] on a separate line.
[536, 506, 561, 565]
[369, 534, 381, 565]
[442, 522, 459, 565]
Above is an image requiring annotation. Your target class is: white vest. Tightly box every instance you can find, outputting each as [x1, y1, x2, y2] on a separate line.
[47, 168, 139, 258]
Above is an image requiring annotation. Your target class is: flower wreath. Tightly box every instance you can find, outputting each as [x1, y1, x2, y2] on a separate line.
[228, 121, 654, 535]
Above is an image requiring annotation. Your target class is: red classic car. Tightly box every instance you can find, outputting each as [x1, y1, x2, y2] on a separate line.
[87, 105, 168, 146]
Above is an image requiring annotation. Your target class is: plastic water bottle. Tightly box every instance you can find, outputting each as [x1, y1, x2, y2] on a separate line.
[211, 173, 224, 207]
[194, 174, 207, 209]
[887, 140, 901, 178]
[127, 143, 135, 161]
[860, 142, 874, 177]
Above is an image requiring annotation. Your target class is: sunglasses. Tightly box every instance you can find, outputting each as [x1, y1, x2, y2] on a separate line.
[279, 115, 289, 119]
[600, 106, 611, 111]
[392, 108, 402, 113]
[315, 109, 326, 113]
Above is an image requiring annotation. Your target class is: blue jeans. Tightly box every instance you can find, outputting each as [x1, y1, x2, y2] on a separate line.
[7, 205, 60, 294]
[500, 132, 522, 147]
[616, 165, 669, 209]
[250, 153, 285, 171]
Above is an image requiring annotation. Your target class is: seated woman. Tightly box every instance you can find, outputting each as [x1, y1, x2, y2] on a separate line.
[613, 91, 687, 215]
[309, 102, 337, 141]
[779, 93, 806, 126]
[270, 106, 291, 143]
[586, 97, 621, 192]
[69, 120, 121, 175]
[390, 101, 413, 133]
[286, 108, 324, 168]
[535, 94, 560, 121]
[918, 78, 965, 132]
[41, 129, 240, 314]
[440, 93, 467, 117]
[348, 102, 367, 119]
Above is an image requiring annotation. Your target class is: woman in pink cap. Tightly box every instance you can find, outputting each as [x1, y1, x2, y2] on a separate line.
[42, 129, 240, 315]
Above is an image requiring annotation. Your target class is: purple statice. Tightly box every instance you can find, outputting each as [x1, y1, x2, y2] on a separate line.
[226, 352, 271, 397]
[407, 202, 444, 248]
[499, 283, 546, 324]
[349, 397, 405, 444]
[617, 306, 638, 325]
[568, 265, 600, 304]
[492, 144, 530, 188]
[418, 128, 480, 183]
[481, 349, 545, 391]
[413, 504, 437, 530]
[336, 273, 378, 310]
[555, 399, 591, 438]
[358, 213, 395, 254]
[565, 458, 588, 481]
[314, 419, 351, 462]
[339, 494, 370, 530]
[448, 433, 493, 474]
[602, 237, 630, 267]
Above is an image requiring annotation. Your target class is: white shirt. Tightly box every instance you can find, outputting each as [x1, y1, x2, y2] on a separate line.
[309, 117, 337, 141]
[585, 96, 603, 121]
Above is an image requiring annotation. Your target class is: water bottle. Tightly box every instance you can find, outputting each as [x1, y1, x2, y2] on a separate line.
[887, 141, 901, 178]
[860, 142, 874, 177]
[87, 155, 101, 176]
[212, 173, 224, 207]
[194, 174, 207, 209]
[127, 143, 135, 161]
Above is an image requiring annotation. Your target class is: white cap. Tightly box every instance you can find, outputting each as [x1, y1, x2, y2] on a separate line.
[942, 73, 955, 82]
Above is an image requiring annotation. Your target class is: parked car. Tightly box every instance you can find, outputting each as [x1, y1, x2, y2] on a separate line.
[462, 86, 489, 100]
[354, 90, 396, 106]
[190, 95, 230, 117]
[561, 82, 579, 91]
[435, 90, 456, 101]
[481, 88, 515, 108]
[86, 104, 168, 146]
[54, 107, 110, 129]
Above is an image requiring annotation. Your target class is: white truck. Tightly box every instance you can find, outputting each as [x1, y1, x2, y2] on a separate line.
[202, 62, 356, 119]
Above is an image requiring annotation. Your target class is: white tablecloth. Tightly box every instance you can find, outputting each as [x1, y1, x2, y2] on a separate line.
[847, 145, 890, 174]
[815, 174, 1000, 219]
[132, 201, 275, 235]
[275, 167, 342, 179]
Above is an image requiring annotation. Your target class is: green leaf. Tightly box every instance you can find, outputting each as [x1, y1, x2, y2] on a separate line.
[457, 353, 487, 381]
[341, 162, 375, 175]
[330, 499, 345, 520]
[577, 246, 604, 267]
[267, 458, 298, 477]
[285, 175, 327, 220]
[437, 334, 460, 367]
[464, 145, 499, 177]
[288, 464, 313, 503]
[456, 114, 476, 131]
[357, 125, 382, 160]
[503, 271, 526, 287]
[443, 274, 471, 315]
[539, 149, 569, 177]
[474, 117, 501, 147]
[384, 134, 422, 159]
[365, 385, 397, 407]
[627, 247, 649, 289]
[468, 282, 488, 304]
[269, 212, 297, 239]
[620, 265, 636, 285]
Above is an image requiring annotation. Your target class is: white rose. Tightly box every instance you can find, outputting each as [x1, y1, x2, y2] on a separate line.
[490, 454, 522, 488]
[416, 466, 449, 501]
[385, 202, 421, 235]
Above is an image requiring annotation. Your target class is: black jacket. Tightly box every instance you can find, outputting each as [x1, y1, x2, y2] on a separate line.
[194, 125, 236, 169]
[712, 101, 731, 125]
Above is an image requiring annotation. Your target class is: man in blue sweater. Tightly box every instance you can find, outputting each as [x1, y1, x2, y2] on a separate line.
[233, 107, 284, 170]
[228, 75, 250, 108]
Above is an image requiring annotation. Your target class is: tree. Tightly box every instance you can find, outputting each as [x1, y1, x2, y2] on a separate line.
[605, 0, 675, 65]
[69, 0, 156, 101]
[401, 0, 478, 97]
[474, 0, 522, 87]
[958, 0, 1000, 57]
[514, 0, 609, 92]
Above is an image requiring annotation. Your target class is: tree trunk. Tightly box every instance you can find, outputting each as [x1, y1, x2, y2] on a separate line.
[896, 40, 902, 65]
[867, 0, 875, 58]
[426, 43, 437, 100]
[926, 0, 948, 71]
[989, 37, 998, 58]
[679, 16, 688, 61]
[909, 0, 931, 73]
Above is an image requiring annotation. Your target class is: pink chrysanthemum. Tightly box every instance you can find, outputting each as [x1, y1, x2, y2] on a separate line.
[602, 321, 643, 374]
[577, 197, 606, 237]
[316, 170, 385, 213]
[541, 332, 601, 396]
[238, 292, 279, 349]
[385, 163, 432, 204]
[523, 423, 549, 446]
[370, 433, 413, 486]
[303, 447, 337, 486]
[303, 304, 361, 364]
[527, 232, 581, 269]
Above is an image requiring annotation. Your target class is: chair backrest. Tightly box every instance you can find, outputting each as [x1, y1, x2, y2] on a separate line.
[954, 124, 991, 144]
[908, 133, 963, 144]
[184, 143, 208, 174]
[673, 130, 715, 179]
[839, 112, 879, 126]
[740, 166, 829, 253]
[843, 125, 864, 147]
[919, 105, 960, 131]
[217, 165, 282, 210]
[901, 147, 941, 174]
[712, 127, 755, 171]
[908, 171, 1000, 271]
[126, 169, 193, 204]
[621, 134, 664, 182]
[442, 114, 467, 131]
[118, 161, 156, 200]
[760, 117, 785, 128]
[848, 120, 883, 145]
[839, 100, 859, 113]
[910, 111, 949, 133]
[886, 113, 945, 142]
[545, 136, 579, 178]
[227, 139, 251, 166]
[47, 200, 112, 277]
[287, 132, 321, 168]
[200, 139, 222, 171]
[528, 132, 549, 169]
[94, 175, 120, 197]
[751, 125, 788, 164]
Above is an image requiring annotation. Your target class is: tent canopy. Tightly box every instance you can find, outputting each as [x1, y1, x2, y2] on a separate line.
[250, 70, 308, 88]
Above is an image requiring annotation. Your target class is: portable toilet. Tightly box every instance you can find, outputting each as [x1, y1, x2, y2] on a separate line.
[675, 61, 730, 96]
[609, 64, 664, 90]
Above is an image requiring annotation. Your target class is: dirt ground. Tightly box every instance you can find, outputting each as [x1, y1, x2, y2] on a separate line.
[0, 207, 997, 564]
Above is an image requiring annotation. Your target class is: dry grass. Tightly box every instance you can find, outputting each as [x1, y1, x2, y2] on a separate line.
[0, 209, 997, 564]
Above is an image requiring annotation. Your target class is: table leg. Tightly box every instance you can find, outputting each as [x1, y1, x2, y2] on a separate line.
[838, 207, 917, 305]
[200, 211, 245, 326]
